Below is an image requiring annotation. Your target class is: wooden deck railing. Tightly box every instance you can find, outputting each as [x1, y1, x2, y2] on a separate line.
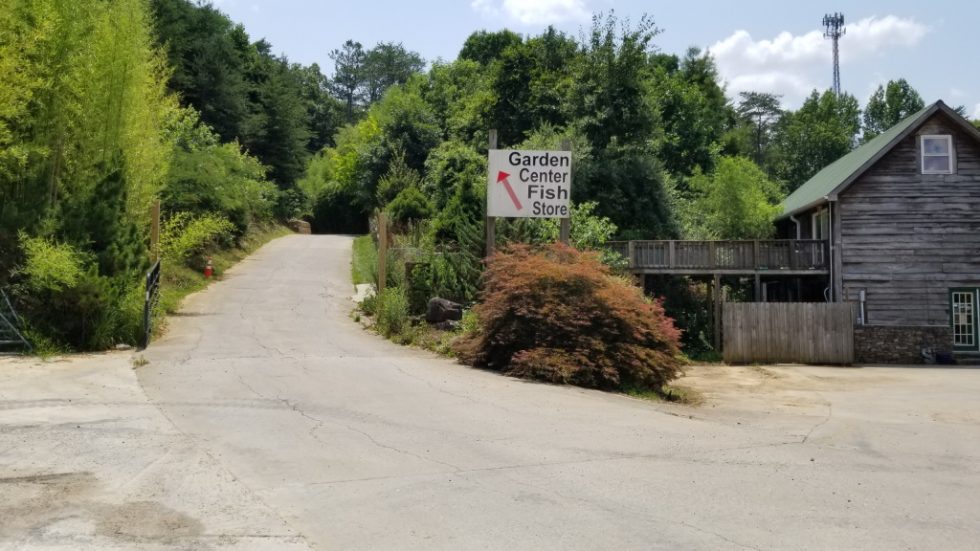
[607, 239, 829, 273]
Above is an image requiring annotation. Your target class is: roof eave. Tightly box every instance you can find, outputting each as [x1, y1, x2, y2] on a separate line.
[778, 197, 829, 220]
[778, 101, 953, 220]
[825, 102, 944, 199]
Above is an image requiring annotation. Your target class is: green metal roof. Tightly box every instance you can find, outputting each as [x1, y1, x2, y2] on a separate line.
[779, 102, 938, 218]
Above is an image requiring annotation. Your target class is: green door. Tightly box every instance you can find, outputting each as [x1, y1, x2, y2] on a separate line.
[951, 289, 980, 352]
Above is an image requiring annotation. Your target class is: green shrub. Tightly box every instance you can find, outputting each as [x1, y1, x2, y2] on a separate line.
[359, 292, 378, 316]
[159, 212, 235, 267]
[454, 243, 683, 392]
[386, 186, 432, 227]
[496, 201, 618, 251]
[368, 246, 406, 290]
[16, 233, 86, 293]
[17, 267, 140, 350]
[375, 286, 410, 339]
[13, 233, 147, 350]
[275, 188, 311, 221]
[405, 262, 433, 314]
[163, 109, 279, 234]
[459, 309, 479, 335]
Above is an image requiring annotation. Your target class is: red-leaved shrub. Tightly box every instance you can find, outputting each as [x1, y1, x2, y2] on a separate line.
[453, 243, 683, 391]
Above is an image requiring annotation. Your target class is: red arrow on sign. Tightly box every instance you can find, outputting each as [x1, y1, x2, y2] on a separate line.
[496, 171, 523, 210]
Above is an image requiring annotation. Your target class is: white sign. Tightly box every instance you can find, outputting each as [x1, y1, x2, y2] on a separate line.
[487, 149, 571, 218]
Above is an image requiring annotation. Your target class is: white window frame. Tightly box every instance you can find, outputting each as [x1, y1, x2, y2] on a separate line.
[811, 208, 829, 240]
[921, 134, 954, 175]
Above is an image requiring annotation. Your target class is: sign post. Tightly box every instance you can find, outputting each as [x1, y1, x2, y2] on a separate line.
[486, 130, 498, 257]
[559, 139, 571, 244]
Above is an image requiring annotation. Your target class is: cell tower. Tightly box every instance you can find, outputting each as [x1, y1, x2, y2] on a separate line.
[823, 12, 845, 96]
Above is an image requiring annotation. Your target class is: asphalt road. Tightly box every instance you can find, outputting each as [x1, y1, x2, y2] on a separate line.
[137, 235, 980, 550]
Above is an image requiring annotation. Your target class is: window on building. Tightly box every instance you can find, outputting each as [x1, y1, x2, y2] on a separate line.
[812, 208, 829, 240]
[921, 135, 954, 174]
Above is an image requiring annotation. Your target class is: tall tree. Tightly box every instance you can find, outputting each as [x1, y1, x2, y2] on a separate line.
[770, 90, 861, 191]
[240, 43, 311, 187]
[680, 156, 784, 239]
[568, 13, 661, 150]
[489, 27, 578, 146]
[329, 40, 367, 122]
[653, 48, 731, 176]
[458, 30, 523, 65]
[363, 42, 425, 103]
[296, 62, 344, 152]
[862, 78, 924, 141]
[150, 0, 248, 142]
[736, 92, 783, 165]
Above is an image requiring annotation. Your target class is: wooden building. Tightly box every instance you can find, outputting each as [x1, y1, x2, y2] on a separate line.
[776, 100, 980, 362]
[614, 100, 980, 363]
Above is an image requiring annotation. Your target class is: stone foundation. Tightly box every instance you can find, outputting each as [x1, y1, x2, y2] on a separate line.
[854, 325, 953, 364]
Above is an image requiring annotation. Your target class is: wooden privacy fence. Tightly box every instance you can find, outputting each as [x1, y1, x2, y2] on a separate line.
[723, 302, 857, 365]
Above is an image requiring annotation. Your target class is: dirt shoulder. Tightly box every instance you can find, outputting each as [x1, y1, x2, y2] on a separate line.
[678, 362, 980, 443]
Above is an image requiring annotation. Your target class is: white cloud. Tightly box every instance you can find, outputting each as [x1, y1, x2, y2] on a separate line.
[842, 15, 929, 60]
[709, 15, 929, 107]
[471, 0, 589, 25]
[973, 103, 980, 119]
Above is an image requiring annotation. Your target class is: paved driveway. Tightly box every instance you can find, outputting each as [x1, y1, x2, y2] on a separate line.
[2, 234, 979, 550]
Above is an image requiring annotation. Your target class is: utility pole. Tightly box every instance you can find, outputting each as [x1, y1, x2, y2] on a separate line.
[823, 12, 845, 96]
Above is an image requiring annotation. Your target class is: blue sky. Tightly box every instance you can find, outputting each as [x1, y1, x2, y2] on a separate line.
[212, 0, 979, 116]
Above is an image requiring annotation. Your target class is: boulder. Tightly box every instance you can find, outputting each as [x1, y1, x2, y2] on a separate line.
[426, 297, 462, 323]
[287, 219, 312, 234]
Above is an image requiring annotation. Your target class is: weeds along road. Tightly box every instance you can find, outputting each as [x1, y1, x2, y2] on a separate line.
[137, 234, 980, 550]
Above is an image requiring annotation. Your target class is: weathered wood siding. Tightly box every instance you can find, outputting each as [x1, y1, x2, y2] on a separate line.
[723, 302, 856, 364]
[838, 113, 980, 326]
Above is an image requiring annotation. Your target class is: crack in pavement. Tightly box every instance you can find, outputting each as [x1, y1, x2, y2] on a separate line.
[802, 393, 834, 444]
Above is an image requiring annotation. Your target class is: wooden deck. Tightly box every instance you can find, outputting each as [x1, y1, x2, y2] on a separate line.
[608, 239, 829, 276]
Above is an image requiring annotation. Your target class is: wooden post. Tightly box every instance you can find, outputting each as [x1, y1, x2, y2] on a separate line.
[713, 274, 722, 352]
[150, 199, 160, 261]
[486, 129, 498, 257]
[668, 241, 676, 269]
[377, 211, 388, 296]
[753, 240, 761, 270]
[627, 241, 636, 269]
[754, 274, 762, 302]
[559, 138, 571, 244]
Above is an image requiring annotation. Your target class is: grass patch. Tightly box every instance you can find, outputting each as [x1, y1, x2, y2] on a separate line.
[351, 234, 376, 285]
[154, 223, 291, 338]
